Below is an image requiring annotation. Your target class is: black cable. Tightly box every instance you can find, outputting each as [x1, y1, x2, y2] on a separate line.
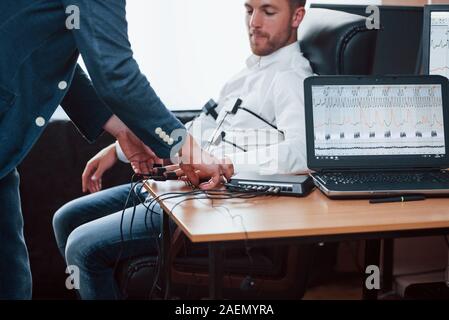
[123, 177, 276, 300]
[112, 173, 140, 300]
[112, 174, 265, 299]
[125, 188, 191, 299]
[147, 198, 162, 299]
[142, 188, 269, 285]
[165, 190, 270, 298]
[129, 182, 147, 241]
[210, 200, 255, 295]
[238, 106, 284, 135]
[140, 189, 217, 299]
[128, 187, 160, 299]
[221, 132, 247, 152]
[116, 176, 170, 299]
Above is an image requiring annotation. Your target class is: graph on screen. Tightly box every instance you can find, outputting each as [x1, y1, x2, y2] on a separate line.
[430, 12, 449, 79]
[312, 84, 445, 157]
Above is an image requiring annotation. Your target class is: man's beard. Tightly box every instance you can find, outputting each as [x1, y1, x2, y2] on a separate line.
[249, 29, 291, 56]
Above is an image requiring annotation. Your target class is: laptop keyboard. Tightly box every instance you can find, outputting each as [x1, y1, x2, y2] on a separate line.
[315, 171, 449, 186]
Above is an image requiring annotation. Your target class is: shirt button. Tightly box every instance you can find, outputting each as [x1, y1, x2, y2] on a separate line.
[155, 127, 162, 135]
[35, 117, 46, 127]
[58, 81, 68, 90]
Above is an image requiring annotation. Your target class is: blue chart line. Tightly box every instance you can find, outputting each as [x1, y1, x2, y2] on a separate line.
[312, 84, 445, 156]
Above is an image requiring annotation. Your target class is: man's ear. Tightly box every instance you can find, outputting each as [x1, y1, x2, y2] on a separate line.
[292, 7, 305, 28]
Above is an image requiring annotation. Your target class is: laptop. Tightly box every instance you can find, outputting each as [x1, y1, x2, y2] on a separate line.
[303, 75, 449, 199]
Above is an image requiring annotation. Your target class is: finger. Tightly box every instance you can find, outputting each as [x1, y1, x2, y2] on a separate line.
[82, 163, 96, 193]
[93, 182, 99, 194]
[154, 158, 164, 166]
[170, 169, 184, 178]
[147, 158, 154, 167]
[90, 178, 98, 193]
[180, 169, 201, 182]
[131, 162, 141, 174]
[199, 173, 222, 190]
[180, 163, 199, 186]
[221, 165, 234, 181]
[92, 165, 105, 182]
[95, 178, 102, 193]
[140, 162, 151, 176]
[88, 180, 95, 194]
[162, 164, 180, 172]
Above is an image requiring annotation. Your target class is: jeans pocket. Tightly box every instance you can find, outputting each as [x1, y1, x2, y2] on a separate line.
[0, 85, 16, 116]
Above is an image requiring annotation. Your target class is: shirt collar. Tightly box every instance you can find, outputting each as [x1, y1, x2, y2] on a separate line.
[246, 42, 300, 69]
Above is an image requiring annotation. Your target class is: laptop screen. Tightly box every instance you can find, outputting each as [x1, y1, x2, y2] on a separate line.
[304, 76, 449, 171]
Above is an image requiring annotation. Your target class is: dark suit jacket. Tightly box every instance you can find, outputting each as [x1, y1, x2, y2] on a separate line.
[0, 0, 185, 179]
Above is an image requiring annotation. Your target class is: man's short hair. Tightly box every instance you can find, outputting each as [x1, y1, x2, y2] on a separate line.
[289, 0, 306, 9]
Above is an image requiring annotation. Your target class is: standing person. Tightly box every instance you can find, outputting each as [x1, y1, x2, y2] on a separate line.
[0, 0, 229, 299]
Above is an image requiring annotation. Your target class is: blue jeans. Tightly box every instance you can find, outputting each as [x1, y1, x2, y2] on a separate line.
[0, 169, 32, 299]
[53, 183, 169, 300]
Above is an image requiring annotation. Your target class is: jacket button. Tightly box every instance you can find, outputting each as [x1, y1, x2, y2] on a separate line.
[160, 132, 167, 139]
[58, 81, 68, 90]
[155, 127, 162, 134]
[168, 138, 174, 146]
[35, 117, 46, 127]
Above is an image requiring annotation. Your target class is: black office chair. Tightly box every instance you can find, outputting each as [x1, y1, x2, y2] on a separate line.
[116, 8, 378, 299]
[299, 8, 377, 75]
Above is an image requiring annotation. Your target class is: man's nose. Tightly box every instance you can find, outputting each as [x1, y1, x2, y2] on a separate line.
[249, 11, 263, 28]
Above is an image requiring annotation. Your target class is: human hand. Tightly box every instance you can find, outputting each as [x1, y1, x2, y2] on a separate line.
[173, 134, 234, 190]
[116, 130, 163, 175]
[103, 115, 163, 174]
[82, 144, 118, 193]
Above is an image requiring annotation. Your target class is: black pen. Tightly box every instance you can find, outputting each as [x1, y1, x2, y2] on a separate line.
[369, 195, 426, 204]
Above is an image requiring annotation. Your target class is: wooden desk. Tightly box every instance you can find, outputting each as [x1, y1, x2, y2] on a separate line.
[145, 180, 449, 299]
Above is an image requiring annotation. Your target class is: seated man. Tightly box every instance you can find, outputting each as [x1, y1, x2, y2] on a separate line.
[53, 0, 312, 300]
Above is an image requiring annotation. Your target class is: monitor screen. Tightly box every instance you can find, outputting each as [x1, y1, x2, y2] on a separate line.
[311, 84, 445, 160]
[429, 11, 449, 79]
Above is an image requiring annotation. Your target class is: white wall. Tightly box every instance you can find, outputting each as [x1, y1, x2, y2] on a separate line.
[125, 0, 251, 110]
[126, 0, 381, 110]
[52, 0, 381, 119]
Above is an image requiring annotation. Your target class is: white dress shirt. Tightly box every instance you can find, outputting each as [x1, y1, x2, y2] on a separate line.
[189, 42, 314, 174]
[117, 42, 314, 175]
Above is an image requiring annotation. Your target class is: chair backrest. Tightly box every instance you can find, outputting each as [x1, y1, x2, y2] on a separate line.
[298, 8, 378, 75]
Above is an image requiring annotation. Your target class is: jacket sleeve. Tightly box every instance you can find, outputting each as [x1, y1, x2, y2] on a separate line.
[61, 0, 186, 158]
[60, 64, 113, 143]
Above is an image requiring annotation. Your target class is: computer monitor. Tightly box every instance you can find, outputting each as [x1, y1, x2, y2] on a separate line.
[304, 75, 449, 171]
[422, 5, 449, 78]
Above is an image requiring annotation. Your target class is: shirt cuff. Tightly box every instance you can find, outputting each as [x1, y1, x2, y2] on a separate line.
[224, 152, 256, 175]
[115, 141, 130, 163]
